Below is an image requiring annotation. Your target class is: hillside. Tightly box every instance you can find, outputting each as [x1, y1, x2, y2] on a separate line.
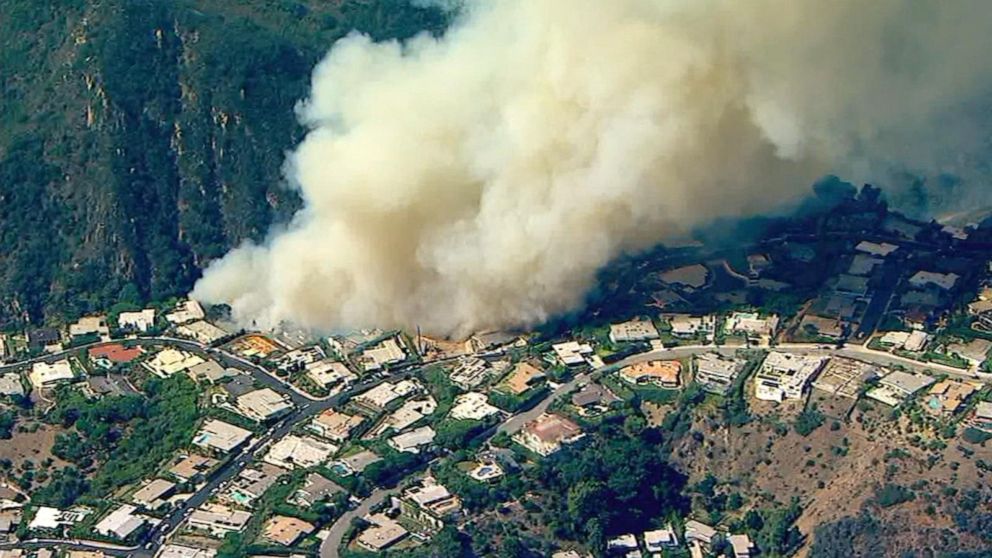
[0, 0, 448, 327]
[668, 387, 992, 557]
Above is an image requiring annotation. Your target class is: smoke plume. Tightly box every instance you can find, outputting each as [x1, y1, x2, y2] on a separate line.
[192, 0, 992, 336]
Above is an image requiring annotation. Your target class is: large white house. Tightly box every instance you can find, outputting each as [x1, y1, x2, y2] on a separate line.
[29, 360, 75, 389]
[754, 352, 826, 402]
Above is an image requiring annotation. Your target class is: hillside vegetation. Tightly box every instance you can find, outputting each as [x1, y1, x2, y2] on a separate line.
[0, 0, 447, 326]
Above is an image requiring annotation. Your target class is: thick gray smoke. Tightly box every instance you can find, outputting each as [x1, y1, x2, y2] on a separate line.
[192, 0, 992, 336]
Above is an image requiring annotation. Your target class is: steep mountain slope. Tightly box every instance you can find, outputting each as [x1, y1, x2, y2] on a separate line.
[0, 0, 447, 326]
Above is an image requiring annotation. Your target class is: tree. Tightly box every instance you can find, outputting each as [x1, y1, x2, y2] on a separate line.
[499, 537, 533, 558]
[534, 422, 689, 541]
[744, 509, 764, 531]
[435, 419, 485, 451]
[0, 410, 16, 439]
[567, 480, 608, 523]
[794, 407, 825, 436]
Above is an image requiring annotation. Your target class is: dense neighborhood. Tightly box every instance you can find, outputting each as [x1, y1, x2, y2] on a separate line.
[1, 196, 992, 558]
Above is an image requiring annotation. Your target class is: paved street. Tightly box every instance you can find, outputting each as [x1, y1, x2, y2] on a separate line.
[317, 482, 408, 558]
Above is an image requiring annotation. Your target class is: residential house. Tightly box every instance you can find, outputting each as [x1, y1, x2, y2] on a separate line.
[236, 388, 293, 422]
[117, 309, 156, 332]
[878, 330, 930, 352]
[223, 464, 284, 508]
[419, 337, 473, 362]
[168, 454, 218, 482]
[748, 253, 772, 277]
[570, 383, 620, 410]
[88, 344, 144, 366]
[977, 311, 992, 332]
[165, 300, 205, 325]
[619, 360, 681, 388]
[0, 374, 24, 397]
[660, 264, 709, 289]
[144, 349, 205, 378]
[28, 506, 91, 531]
[694, 353, 745, 395]
[353, 380, 421, 412]
[326, 329, 383, 356]
[606, 534, 638, 554]
[399, 477, 461, 533]
[967, 286, 992, 315]
[366, 396, 437, 438]
[357, 514, 408, 552]
[220, 375, 255, 398]
[226, 335, 283, 359]
[942, 224, 970, 240]
[306, 360, 356, 391]
[552, 342, 593, 366]
[848, 254, 883, 276]
[970, 402, 992, 432]
[29, 360, 75, 390]
[84, 375, 134, 398]
[924, 380, 977, 416]
[500, 361, 546, 394]
[609, 319, 659, 343]
[909, 271, 959, 291]
[187, 504, 251, 538]
[867, 371, 936, 406]
[175, 321, 228, 345]
[754, 352, 826, 402]
[668, 314, 717, 339]
[388, 426, 436, 454]
[264, 435, 336, 470]
[192, 420, 253, 454]
[799, 314, 845, 340]
[26, 328, 61, 351]
[448, 357, 492, 390]
[131, 479, 176, 510]
[94, 505, 145, 540]
[725, 312, 779, 339]
[357, 337, 407, 372]
[644, 525, 679, 553]
[262, 516, 314, 546]
[834, 274, 871, 298]
[293, 472, 343, 508]
[309, 409, 364, 442]
[902, 306, 934, 331]
[449, 392, 500, 421]
[948, 338, 992, 369]
[684, 519, 718, 547]
[335, 450, 382, 475]
[729, 534, 755, 558]
[513, 413, 584, 456]
[469, 331, 519, 353]
[186, 360, 235, 384]
[68, 316, 109, 339]
[274, 345, 325, 372]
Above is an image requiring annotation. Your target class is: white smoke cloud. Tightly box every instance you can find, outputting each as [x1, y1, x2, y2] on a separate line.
[193, 0, 992, 336]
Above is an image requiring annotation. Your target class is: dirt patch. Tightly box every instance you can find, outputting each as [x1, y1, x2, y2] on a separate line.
[808, 388, 858, 420]
[0, 422, 69, 478]
[747, 390, 805, 419]
[641, 401, 672, 427]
